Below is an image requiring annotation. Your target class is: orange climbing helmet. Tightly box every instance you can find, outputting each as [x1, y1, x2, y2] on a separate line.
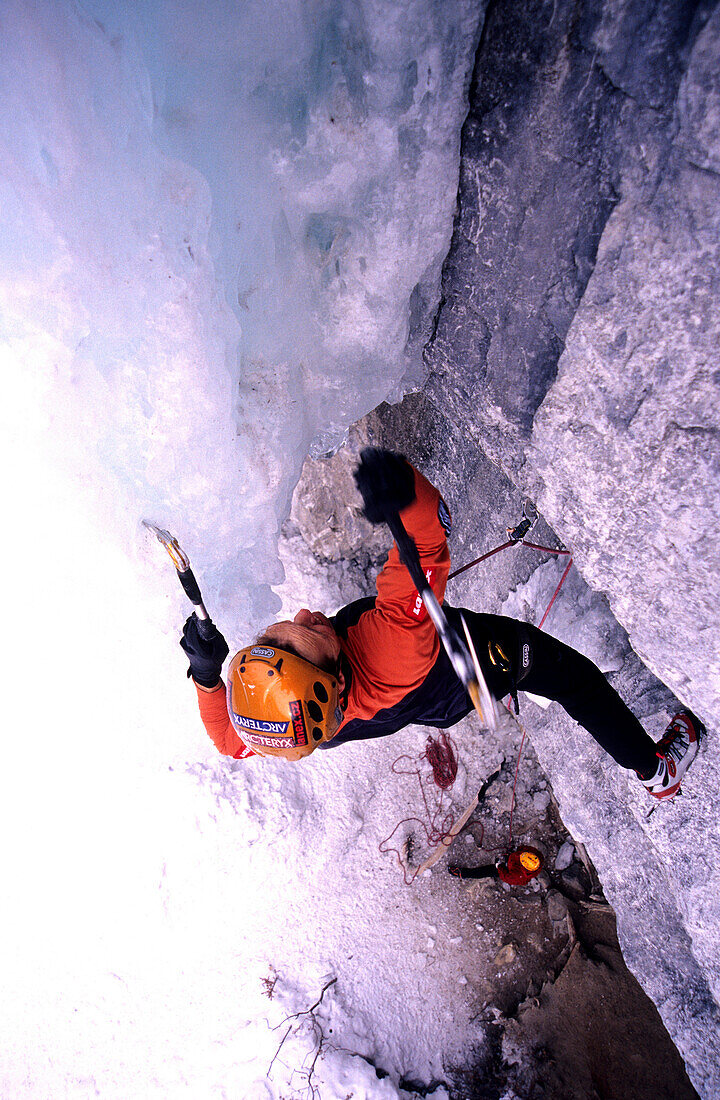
[497, 846, 544, 885]
[226, 644, 343, 761]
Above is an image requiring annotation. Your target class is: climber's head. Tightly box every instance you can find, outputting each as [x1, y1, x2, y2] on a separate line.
[262, 609, 342, 672]
[226, 610, 345, 761]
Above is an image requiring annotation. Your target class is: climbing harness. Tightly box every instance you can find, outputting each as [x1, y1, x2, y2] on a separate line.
[450, 507, 574, 715]
[488, 639, 519, 714]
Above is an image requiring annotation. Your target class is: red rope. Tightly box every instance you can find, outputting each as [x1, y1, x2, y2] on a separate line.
[521, 540, 571, 555]
[507, 718, 528, 849]
[502, 548, 572, 850]
[448, 540, 516, 580]
[425, 730, 458, 788]
[449, 537, 570, 580]
[378, 733, 459, 884]
[537, 557, 574, 630]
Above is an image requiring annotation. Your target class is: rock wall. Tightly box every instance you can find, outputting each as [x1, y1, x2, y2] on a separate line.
[418, 0, 720, 1094]
[425, 0, 707, 469]
[528, 10, 720, 730]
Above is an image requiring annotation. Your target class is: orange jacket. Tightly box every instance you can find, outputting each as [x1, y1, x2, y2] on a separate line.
[194, 466, 450, 759]
[335, 467, 450, 727]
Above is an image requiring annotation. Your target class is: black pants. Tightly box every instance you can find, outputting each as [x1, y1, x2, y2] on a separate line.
[330, 604, 660, 777]
[472, 614, 659, 776]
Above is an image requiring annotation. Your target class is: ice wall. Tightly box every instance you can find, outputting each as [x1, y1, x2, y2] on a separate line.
[91, 0, 482, 442]
[0, 2, 482, 1096]
[0, 0, 480, 628]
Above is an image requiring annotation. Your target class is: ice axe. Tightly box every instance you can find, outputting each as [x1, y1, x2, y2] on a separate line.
[142, 521, 216, 640]
[385, 512, 499, 732]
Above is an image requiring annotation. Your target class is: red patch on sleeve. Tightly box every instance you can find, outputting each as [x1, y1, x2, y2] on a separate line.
[404, 568, 435, 621]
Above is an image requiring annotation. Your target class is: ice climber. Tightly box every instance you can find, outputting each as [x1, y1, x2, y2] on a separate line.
[180, 448, 702, 801]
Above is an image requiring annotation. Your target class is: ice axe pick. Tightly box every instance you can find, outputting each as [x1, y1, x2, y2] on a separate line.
[142, 521, 216, 640]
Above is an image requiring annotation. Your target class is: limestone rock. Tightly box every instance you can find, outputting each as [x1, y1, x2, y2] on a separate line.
[418, 1, 720, 1093]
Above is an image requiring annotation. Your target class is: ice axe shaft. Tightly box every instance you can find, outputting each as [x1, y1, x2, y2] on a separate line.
[385, 512, 498, 731]
[143, 521, 214, 638]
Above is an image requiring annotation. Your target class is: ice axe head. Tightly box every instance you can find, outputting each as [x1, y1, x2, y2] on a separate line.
[143, 520, 211, 627]
[142, 520, 191, 571]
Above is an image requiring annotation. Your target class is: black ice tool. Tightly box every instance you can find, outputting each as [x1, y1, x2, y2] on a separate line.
[142, 521, 215, 639]
[385, 511, 499, 732]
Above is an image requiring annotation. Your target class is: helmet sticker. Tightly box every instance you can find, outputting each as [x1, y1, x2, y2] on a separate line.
[250, 646, 275, 658]
[231, 715, 289, 735]
[289, 699, 308, 746]
[240, 730, 295, 749]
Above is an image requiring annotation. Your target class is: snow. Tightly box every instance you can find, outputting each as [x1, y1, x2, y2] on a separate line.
[0, 2, 481, 1096]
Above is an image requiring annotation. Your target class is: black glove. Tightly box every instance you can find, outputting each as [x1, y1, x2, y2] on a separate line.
[354, 447, 415, 525]
[180, 614, 229, 688]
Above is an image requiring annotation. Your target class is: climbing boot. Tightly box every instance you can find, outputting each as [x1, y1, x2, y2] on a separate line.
[639, 712, 703, 800]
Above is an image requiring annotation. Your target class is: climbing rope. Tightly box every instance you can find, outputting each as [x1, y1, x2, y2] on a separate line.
[424, 729, 458, 789]
[379, 732, 460, 885]
[449, 537, 572, 582]
[506, 717, 528, 851]
[537, 556, 573, 630]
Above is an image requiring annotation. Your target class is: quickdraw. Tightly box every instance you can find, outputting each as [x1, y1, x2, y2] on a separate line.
[448, 502, 572, 584]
